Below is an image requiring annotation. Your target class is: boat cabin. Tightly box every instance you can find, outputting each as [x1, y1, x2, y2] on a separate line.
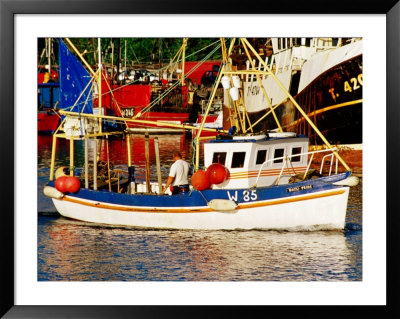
[204, 133, 309, 189]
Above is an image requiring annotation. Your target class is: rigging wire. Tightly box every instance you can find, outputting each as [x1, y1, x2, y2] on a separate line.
[60, 39, 224, 112]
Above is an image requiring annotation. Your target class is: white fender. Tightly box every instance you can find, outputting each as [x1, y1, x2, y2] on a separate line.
[332, 176, 359, 187]
[43, 186, 64, 199]
[208, 199, 237, 212]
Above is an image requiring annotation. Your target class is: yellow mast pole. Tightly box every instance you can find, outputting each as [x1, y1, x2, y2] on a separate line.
[194, 68, 225, 170]
[84, 137, 89, 188]
[126, 134, 132, 167]
[98, 38, 102, 134]
[93, 138, 97, 190]
[106, 137, 111, 192]
[225, 39, 246, 132]
[194, 38, 237, 170]
[69, 137, 74, 176]
[65, 38, 96, 76]
[246, 98, 286, 132]
[226, 39, 240, 130]
[221, 38, 241, 131]
[220, 39, 234, 129]
[241, 38, 350, 171]
[181, 38, 187, 86]
[220, 40, 233, 128]
[59, 110, 228, 134]
[241, 39, 282, 132]
[49, 135, 57, 181]
[102, 72, 129, 128]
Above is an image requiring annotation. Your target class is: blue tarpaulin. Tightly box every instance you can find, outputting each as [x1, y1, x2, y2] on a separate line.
[59, 39, 93, 113]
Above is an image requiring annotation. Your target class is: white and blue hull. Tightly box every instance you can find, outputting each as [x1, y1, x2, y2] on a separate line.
[48, 173, 351, 231]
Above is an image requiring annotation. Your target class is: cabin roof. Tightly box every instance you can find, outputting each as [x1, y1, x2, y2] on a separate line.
[208, 134, 307, 144]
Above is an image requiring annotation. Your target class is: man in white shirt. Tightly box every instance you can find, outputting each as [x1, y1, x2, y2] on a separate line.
[163, 152, 191, 194]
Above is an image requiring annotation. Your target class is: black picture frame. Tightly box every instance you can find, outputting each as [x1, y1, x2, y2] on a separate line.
[1, 0, 398, 317]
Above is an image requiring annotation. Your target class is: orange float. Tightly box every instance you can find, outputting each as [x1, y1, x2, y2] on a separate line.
[65, 176, 81, 193]
[55, 176, 69, 193]
[191, 169, 210, 191]
[207, 163, 229, 185]
[55, 176, 81, 193]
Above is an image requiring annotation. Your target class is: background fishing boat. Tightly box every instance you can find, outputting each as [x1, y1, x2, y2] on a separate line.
[239, 38, 362, 146]
[38, 39, 61, 134]
[91, 38, 223, 133]
[37, 38, 225, 134]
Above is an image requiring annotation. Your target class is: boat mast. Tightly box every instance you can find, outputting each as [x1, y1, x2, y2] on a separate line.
[47, 38, 51, 77]
[194, 38, 236, 170]
[98, 38, 102, 133]
[240, 39, 283, 132]
[159, 39, 161, 75]
[116, 38, 120, 84]
[181, 38, 187, 86]
[124, 39, 127, 80]
[111, 39, 114, 84]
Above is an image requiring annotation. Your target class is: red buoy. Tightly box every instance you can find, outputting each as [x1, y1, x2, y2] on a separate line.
[65, 176, 81, 193]
[191, 169, 210, 191]
[207, 163, 229, 185]
[55, 176, 69, 193]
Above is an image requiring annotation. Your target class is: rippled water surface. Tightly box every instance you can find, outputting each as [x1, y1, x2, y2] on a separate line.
[38, 134, 362, 281]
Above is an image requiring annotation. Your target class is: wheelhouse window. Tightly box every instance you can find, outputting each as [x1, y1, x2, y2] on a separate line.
[291, 147, 302, 162]
[212, 152, 227, 165]
[256, 149, 267, 165]
[231, 152, 246, 168]
[273, 148, 285, 163]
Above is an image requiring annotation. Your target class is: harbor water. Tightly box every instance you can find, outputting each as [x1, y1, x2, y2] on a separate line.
[38, 134, 362, 281]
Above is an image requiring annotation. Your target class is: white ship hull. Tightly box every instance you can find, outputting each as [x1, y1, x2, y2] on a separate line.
[52, 187, 349, 231]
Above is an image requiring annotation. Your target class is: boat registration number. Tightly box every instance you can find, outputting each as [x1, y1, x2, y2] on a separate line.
[286, 184, 313, 193]
[121, 108, 135, 117]
[227, 190, 257, 202]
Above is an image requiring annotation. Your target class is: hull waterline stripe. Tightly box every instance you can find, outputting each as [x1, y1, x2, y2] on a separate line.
[236, 189, 345, 209]
[60, 189, 346, 213]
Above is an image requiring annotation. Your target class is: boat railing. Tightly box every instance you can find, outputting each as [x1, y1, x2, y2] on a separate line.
[320, 153, 338, 176]
[254, 148, 339, 187]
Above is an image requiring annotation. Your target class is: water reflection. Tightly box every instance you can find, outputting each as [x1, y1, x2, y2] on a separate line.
[38, 216, 361, 281]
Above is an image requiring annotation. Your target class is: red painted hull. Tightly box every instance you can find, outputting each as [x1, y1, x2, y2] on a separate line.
[97, 82, 189, 130]
[38, 111, 60, 134]
[190, 114, 220, 138]
[198, 114, 218, 123]
[184, 61, 221, 86]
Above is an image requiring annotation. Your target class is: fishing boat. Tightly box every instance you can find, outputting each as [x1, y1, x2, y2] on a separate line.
[241, 38, 362, 146]
[38, 83, 60, 134]
[97, 39, 222, 134]
[38, 39, 61, 134]
[43, 38, 359, 231]
[187, 105, 223, 138]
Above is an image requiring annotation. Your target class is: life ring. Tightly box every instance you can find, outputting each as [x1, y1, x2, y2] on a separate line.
[55, 166, 69, 179]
